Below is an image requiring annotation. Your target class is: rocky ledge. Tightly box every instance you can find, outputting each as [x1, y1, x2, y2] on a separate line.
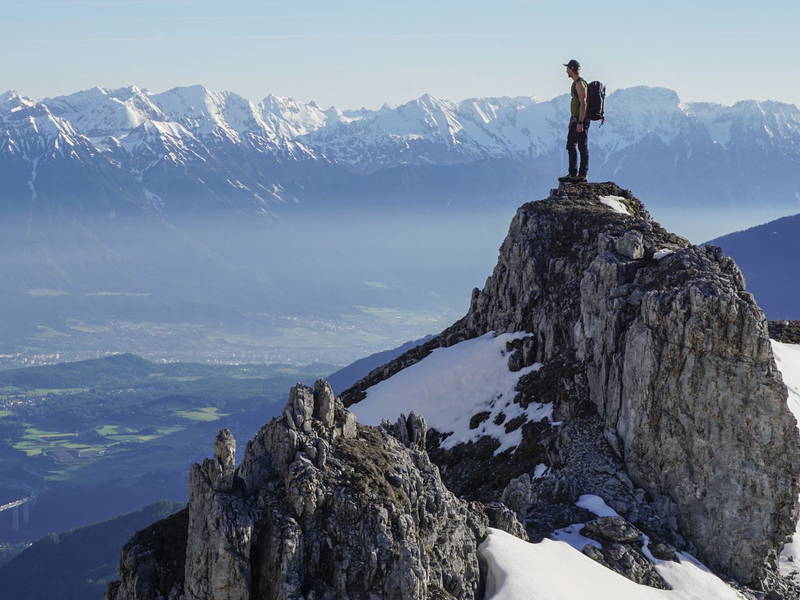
[107, 381, 525, 600]
[770, 320, 800, 344]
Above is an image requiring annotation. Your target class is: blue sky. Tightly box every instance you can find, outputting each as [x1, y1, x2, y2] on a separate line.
[2, 0, 797, 109]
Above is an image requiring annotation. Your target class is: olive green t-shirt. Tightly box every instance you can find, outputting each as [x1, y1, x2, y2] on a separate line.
[570, 78, 588, 119]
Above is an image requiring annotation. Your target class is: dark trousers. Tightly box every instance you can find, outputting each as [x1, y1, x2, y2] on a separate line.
[566, 119, 590, 176]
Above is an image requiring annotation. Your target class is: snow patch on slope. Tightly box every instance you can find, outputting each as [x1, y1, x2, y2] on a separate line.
[773, 340, 800, 423]
[598, 195, 631, 215]
[577, 494, 620, 518]
[551, 495, 619, 552]
[351, 332, 547, 454]
[774, 340, 800, 580]
[654, 248, 674, 260]
[532, 463, 550, 479]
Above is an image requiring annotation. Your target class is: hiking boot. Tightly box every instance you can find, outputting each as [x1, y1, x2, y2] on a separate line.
[574, 174, 587, 183]
[558, 174, 578, 183]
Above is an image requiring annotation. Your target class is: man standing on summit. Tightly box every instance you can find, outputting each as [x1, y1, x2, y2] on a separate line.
[559, 59, 590, 183]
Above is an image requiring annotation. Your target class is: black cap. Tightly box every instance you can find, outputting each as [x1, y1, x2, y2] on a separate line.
[563, 59, 580, 70]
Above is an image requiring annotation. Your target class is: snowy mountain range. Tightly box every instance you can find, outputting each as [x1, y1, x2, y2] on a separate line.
[2, 84, 800, 216]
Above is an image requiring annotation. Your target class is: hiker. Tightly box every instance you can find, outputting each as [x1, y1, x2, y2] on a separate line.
[559, 59, 589, 183]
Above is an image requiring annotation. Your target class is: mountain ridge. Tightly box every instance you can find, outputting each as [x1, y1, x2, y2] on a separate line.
[3, 85, 800, 216]
[0, 501, 183, 600]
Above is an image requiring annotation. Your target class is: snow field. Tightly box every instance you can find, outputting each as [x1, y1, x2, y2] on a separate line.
[480, 528, 745, 600]
[481, 494, 745, 599]
[351, 332, 548, 454]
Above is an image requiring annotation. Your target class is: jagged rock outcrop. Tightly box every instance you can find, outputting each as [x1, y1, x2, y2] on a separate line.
[184, 428, 252, 600]
[342, 182, 800, 585]
[770, 320, 800, 344]
[108, 380, 525, 600]
[580, 515, 671, 590]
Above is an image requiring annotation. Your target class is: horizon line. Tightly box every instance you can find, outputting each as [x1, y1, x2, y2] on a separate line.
[2, 84, 798, 114]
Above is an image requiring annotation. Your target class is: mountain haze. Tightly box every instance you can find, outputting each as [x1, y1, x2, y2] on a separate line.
[2, 84, 799, 366]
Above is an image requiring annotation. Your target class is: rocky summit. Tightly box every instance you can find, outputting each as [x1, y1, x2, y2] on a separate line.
[107, 181, 800, 599]
[343, 182, 800, 588]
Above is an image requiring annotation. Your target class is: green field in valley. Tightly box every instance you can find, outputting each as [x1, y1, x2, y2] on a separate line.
[0, 353, 333, 490]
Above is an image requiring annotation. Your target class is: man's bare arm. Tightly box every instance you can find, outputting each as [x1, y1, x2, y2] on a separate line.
[576, 82, 587, 123]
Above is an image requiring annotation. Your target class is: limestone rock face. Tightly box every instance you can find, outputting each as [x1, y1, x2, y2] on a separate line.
[185, 429, 252, 600]
[343, 182, 800, 585]
[105, 508, 188, 600]
[463, 183, 799, 582]
[109, 380, 525, 600]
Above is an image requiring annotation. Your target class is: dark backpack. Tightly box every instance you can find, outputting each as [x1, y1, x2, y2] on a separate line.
[586, 81, 606, 122]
